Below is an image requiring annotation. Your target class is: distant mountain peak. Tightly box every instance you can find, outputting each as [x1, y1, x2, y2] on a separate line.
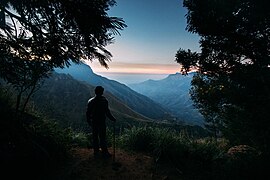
[55, 60, 94, 75]
[54, 61, 171, 120]
[167, 73, 181, 77]
[129, 71, 204, 126]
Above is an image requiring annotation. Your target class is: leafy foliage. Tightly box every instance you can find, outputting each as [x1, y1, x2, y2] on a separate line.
[0, 0, 126, 68]
[0, 86, 76, 178]
[0, 58, 51, 113]
[176, 0, 270, 153]
[0, 0, 126, 115]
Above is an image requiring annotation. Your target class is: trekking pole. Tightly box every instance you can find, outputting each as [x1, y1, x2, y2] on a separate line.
[112, 121, 121, 171]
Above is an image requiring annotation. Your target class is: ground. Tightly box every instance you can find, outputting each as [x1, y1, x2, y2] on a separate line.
[51, 147, 182, 180]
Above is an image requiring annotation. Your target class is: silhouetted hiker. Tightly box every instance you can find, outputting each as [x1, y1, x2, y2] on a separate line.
[86, 86, 116, 158]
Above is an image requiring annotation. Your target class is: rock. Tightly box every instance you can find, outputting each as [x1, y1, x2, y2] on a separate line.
[226, 145, 260, 160]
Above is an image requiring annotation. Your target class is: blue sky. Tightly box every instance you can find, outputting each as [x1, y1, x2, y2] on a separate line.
[89, 0, 200, 77]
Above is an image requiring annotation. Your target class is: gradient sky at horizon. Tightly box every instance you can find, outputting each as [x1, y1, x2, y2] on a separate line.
[88, 0, 200, 75]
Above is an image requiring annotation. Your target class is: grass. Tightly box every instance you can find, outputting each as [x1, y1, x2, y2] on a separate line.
[108, 126, 268, 180]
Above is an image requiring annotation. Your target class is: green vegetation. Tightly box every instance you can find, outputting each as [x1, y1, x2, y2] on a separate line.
[114, 126, 267, 180]
[0, 0, 126, 119]
[1, 0, 270, 179]
[1, 84, 268, 179]
[1, 86, 74, 178]
[176, 0, 270, 157]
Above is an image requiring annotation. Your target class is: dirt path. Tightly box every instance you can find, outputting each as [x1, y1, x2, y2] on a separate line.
[52, 147, 174, 180]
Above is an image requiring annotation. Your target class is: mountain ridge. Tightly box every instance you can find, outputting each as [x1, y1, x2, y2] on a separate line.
[32, 72, 153, 130]
[129, 72, 204, 125]
[55, 62, 172, 120]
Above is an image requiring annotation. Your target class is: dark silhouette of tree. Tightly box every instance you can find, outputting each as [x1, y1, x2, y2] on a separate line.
[176, 0, 270, 153]
[0, 0, 126, 114]
[0, 57, 51, 113]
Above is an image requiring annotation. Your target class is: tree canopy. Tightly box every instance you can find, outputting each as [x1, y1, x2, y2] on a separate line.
[0, 0, 126, 68]
[0, 0, 126, 113]
[176, 0, 270, 153]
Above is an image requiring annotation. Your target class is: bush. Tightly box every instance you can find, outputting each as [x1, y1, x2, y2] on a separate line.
[71, 132, 91, 148]
[119, 126, 156, 152]
[118, 126, 230, 179]
[0, 88, 75, 179]
[215, 145, 269, 180]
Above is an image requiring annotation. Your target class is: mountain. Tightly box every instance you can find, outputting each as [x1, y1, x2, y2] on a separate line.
[32, 72, 153, 131]
[54, 62, 172, 120]
[129, 72, 204, 125]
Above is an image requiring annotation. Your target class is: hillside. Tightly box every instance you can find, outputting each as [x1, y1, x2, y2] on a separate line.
[54, 62, 172, 120]
[32, 72, 153, 130]
[129, 73, 204, 125]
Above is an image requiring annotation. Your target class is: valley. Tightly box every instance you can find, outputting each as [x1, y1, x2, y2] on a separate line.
[55, 62, 204, 126]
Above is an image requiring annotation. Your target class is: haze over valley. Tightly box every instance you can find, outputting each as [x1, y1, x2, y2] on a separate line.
[55, 62, 203, 126]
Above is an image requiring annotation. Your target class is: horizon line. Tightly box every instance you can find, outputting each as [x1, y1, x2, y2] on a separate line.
[93, 71, 179, 75]
[86, 61, 181, 74]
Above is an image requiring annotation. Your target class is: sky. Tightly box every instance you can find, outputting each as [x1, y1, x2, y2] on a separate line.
[87, 0, 201, 84]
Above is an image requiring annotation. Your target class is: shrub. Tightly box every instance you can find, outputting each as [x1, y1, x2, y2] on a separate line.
[119, 126, 156, 152]
[216, 145, 268, 180]
[71, 132, 91, 148]
[118, 126, 230, 179]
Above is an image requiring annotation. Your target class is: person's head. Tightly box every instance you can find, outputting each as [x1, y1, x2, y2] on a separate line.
[95, 86, 104, 96]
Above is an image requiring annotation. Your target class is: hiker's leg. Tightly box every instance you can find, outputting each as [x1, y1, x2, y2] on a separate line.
[92, 126, 99, 153]
[100, 126, 111, 158]
[99, 125, 108, 153]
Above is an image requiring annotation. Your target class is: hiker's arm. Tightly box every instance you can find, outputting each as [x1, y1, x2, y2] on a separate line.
[86, 102, 93, 125]
[106, 109, 116, 122]
[105, 101, 116, 122]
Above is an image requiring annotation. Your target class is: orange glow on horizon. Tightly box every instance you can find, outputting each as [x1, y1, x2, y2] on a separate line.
[86, 61, 181, 74]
